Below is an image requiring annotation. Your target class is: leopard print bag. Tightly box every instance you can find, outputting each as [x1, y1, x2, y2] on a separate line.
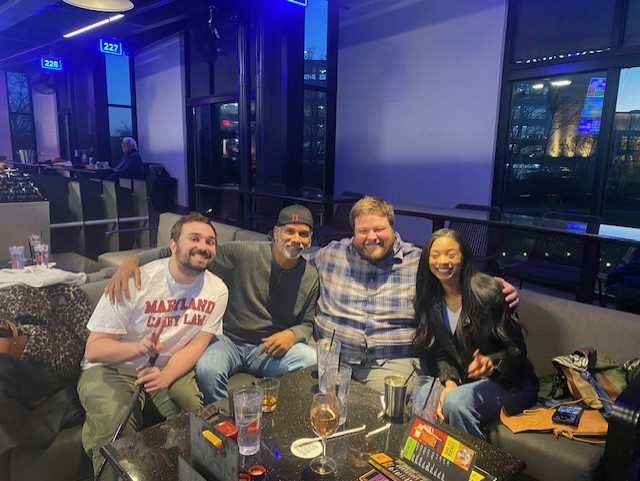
[0, 284, 92, 383]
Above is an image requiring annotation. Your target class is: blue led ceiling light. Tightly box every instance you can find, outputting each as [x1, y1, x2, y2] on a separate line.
[40, 56, 63, 71]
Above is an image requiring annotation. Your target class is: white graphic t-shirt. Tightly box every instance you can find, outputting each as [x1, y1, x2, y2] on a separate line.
[82, 258, 228, 370]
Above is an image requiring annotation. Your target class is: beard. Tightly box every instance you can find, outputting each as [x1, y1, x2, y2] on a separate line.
[354, 236, 394, 263]
[175, 246, 212, 274]
[275, 237, 306, 260]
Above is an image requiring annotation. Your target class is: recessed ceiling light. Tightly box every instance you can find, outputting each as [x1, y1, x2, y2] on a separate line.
[532, 83, 544, 89]
[63, 0, 134, 12]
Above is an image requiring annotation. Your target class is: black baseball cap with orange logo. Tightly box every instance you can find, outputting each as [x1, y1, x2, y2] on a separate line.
[277, 204, 314, 229]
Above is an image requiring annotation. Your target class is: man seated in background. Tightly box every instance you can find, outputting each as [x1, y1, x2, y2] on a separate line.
[307, 196, 519, 392]
[105, 205, 318, 403]
[108, 136, 145, 181]
[78, 212, 228, 481]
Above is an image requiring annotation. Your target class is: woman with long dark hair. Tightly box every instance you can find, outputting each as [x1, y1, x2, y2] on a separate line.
[413, 229, 537, 439]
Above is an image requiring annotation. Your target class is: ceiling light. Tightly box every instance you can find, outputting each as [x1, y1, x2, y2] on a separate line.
[532, 83, 544, 89]
[63, 0, 134, 12]
[63, 14, 124, 38]
[550, 79, 572, 87]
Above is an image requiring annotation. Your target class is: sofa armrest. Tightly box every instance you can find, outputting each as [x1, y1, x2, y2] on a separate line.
[603, 375, 640, 481]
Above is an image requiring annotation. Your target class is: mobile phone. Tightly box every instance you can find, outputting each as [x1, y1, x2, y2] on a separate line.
[551, 404, 583, 427]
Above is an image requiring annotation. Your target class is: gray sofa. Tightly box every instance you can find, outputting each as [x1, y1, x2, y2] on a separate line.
[487, 289, 640, 481]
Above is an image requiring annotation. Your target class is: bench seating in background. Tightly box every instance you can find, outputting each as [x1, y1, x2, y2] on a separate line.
[98, 212, 269, 267]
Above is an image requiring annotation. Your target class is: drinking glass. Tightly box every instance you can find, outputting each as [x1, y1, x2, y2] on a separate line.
[316, 337, 341, 393]
[326, 364, 352, 425]
[233, 385, 264, 456]
[410, 375, 441, 422]
[309, 391, 341, 475]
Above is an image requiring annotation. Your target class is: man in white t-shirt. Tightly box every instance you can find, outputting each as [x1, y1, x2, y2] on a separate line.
[77, 212, 229, 481]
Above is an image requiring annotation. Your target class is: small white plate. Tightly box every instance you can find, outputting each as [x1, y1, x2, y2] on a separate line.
[290, 438, 323, 459]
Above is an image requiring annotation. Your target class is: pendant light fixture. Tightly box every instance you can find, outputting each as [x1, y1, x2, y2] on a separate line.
[63, 0, 134, 12]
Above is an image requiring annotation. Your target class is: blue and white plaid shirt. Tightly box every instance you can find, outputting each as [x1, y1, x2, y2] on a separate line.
[307, 234, 422, 364]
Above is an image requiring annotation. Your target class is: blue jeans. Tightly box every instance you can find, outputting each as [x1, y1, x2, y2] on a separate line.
[195, 333, 317, 404]
[442, 378, 538, 439]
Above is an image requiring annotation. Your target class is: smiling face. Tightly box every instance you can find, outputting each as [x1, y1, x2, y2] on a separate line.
[170, 221, 217, 276]
[273, 223, 312, 262]
[353, 212, 395, 263]
[428, 235, 463, 286]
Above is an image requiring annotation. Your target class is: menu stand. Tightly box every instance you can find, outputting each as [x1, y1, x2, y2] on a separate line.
[178, 413, 240, 481]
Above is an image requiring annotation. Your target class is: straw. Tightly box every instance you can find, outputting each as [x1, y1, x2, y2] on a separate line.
[403, 366, 417, 386]
[421, 377, 437, 413]
[329, 329, 336, 348]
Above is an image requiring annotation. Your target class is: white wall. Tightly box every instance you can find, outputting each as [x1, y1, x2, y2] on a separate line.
[335, 0, 508, 244]
[0, 71, 12, 160]
[32, 89, 60, 160]
[135, 32, 188, 207]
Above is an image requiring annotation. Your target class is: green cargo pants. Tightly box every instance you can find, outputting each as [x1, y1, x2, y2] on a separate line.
[77, 364, 203, 481]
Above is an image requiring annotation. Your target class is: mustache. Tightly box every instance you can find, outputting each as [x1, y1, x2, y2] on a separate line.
[189, 248, 212, 259]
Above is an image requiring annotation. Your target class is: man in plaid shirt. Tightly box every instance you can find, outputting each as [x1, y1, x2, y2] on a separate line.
[307, 197, 518, 392]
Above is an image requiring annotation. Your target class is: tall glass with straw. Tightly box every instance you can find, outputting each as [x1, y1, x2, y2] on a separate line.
[316, 331, 341, 393]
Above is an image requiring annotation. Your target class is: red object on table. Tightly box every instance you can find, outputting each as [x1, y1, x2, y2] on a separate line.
[214, 420, 238, 440]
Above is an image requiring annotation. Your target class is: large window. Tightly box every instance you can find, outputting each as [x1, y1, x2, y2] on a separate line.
[604, 67, 640, 227]
[504, 72, 606, 214]
[303, 0, 331, 189]
[495, 0, 640, 275]
[105, 54, 133, 166]
[6, 71, 36, 154]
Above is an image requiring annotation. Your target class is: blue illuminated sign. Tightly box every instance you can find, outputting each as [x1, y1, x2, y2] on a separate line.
[99, 38, 123, 56]
[287, 0, 307, 5]
[40, 56, 63, 71]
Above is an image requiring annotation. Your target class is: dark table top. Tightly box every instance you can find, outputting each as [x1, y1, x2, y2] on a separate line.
[102, 368, 525, 481]
[46, 164, 112, 179]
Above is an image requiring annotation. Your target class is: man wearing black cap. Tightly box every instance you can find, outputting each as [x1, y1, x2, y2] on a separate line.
[105, 205, 318, 403]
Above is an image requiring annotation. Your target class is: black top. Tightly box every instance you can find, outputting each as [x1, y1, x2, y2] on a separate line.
[108, 149, 145, 180]
[427, 277, 536, 389]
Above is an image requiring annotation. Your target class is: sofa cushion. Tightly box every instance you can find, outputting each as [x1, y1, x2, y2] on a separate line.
[234, 229, 269, 242]
[211, 221, 241, 244]
[518, 290, 640, 375]
[486, 423, 604, 481]
[10, 425, 92, 481]
[98, 248, 148, 268]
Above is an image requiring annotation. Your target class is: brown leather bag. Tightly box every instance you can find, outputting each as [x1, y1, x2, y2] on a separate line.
[0, 320, 29, 357]
[500, 402, 608, 444]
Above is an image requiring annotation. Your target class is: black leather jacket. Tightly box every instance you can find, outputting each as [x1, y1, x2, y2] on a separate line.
[427, 294, 536, 389]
